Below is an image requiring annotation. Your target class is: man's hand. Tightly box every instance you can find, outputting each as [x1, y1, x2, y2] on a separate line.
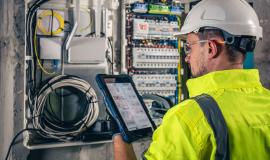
[113, 134, 137, 160]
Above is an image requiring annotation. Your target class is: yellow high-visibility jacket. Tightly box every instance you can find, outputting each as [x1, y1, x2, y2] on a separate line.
[145, 69, 270, 160]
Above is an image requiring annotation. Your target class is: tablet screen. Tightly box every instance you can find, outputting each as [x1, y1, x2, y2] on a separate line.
[106, 82, 152, 131]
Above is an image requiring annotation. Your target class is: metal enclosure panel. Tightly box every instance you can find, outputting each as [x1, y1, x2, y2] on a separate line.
[68, 37, 106, 63]
[40, 38, 62, 59]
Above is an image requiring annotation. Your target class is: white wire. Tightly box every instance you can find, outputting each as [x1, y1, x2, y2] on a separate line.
[32, 75, 99, 141]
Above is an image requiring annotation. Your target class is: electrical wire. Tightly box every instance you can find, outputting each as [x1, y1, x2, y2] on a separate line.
[25, 1, 51, 136]
[27, 0, 50, 58]
[4, 128, 40, 160]
[107, 38, 114, 74]
[32, 75, 99, 141]
[25, 0, 99, 143]
[177, 15, 182, 102]
[34, 24, 56, 75]
[37, 9, 65, 35]
[26, 0, 50, 92]
[78, 8, 92, 33]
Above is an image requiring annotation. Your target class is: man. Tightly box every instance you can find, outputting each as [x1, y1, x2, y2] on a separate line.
[114, 0, 270, 159]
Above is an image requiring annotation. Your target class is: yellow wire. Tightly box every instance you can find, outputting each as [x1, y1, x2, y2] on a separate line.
[178, 40, 182, 102]
[37, 10, 65, 35]
[34, 25, 55, 75]
[177, 15, 182, 102]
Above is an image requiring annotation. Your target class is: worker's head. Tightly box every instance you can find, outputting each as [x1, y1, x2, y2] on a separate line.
[176, 0, 262, 78]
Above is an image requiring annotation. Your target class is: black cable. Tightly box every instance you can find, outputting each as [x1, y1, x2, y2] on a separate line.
[63, 21, 72, 32]
[26, 0, 43, 45]
[26, 0, 50, 109]
[85, 32, 105, 37]
[50, 9, 54, 36]
[24, 0, 50, 134]
[5, 128, 40, 160]
[27, 0, 49, 58]
[107, 38, 114, 74]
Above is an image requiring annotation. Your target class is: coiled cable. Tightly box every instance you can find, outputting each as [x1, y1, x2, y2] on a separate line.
[37, 10, 65, 36]
[32, 75, 99, 141]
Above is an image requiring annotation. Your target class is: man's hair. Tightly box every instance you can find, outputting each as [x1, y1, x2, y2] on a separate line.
[197, 29, 245, 62]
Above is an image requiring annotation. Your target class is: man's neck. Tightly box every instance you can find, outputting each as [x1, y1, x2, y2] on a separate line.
[207, 53, 244, 72]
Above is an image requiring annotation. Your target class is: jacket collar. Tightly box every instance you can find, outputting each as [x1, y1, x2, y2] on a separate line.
[187, 69, 262, 97]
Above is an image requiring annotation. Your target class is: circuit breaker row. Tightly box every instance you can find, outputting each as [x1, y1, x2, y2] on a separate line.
[132, 74, 177, 97]
[126, 1, 183, 125]
[132, 47, 179, 68]
[133, 18, 179, 39]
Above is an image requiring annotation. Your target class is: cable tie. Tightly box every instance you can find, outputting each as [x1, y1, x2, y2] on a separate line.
[25, 55, 33, 61]
[32, 114, 42, 119]
[50, 9, 54, 36]
[85, 86, 92, 95]
[82, 121, 89, 130]
[47, 82, 54, 92]
[87, 95, 94, 103]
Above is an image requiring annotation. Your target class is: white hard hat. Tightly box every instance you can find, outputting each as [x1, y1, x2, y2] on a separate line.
[176, 0, 263, 41]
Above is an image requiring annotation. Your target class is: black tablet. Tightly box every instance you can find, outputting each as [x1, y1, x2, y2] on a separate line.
[96, 74, 156, 142]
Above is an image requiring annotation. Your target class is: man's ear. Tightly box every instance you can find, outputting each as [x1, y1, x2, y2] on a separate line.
[208, 40, 220, 59]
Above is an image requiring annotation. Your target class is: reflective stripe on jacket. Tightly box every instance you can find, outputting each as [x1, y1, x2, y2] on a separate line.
[144, 69, 270, 160]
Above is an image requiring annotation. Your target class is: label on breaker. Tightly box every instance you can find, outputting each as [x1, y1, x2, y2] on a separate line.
[133, 19, 149, 36]
[133, 19, 179, 39]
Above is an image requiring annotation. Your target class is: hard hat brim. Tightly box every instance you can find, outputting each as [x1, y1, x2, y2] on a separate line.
[174, 31, 188, 40]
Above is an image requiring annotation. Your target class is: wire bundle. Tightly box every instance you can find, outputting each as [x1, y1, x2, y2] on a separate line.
[37, 10, 65, 36]
[32, 75, 99, 141]
[26, 0, 101, 142]
[26, 0, 50, 94]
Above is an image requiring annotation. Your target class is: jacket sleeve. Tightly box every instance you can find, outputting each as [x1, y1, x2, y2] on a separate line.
[144, 100, 208, 160]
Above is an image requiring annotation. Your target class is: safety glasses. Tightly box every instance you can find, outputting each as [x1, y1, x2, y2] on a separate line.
[183, 40, 209, 55]
[183, 40, 226, 55]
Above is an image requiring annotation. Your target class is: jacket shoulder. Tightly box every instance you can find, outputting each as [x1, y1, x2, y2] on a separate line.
[164, 99, 205, 129]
